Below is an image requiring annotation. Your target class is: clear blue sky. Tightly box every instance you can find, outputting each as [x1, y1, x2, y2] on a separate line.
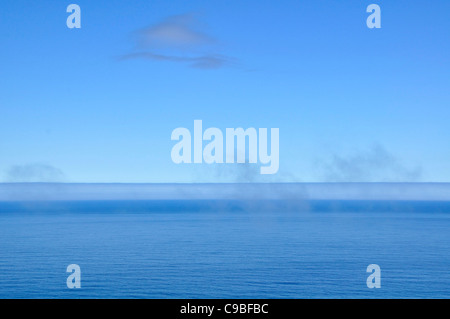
[0, 0, 449, 183]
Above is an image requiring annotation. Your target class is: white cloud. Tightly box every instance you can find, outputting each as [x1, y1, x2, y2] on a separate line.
[4, 163, 66, 182]
[121, 13, 234, 69]
[319, 144, 423, 182]
[136, 14, 213, 49]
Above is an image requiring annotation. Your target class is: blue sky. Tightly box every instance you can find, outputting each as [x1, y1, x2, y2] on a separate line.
[0, 0, 449, 183]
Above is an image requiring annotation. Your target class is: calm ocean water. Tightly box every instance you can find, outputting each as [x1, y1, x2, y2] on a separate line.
[0, 200, 449, 299]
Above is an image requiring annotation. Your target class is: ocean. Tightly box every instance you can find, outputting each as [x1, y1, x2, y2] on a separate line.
[0, 200, 449, 299]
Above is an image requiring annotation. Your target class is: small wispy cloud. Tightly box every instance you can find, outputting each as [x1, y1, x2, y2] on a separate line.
[318, 144, 423, 182]
[120, 52, 231, 69]
[4, 163, 66, 183]
[135, 14, 213, 49]
[121, 13, 234, 69]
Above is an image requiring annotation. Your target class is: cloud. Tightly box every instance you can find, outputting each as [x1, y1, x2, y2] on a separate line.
[215, 163, 262, 183]
[119, 52, 231, 69]
[4, 163, 66, 183]
[319, 144, 423, 182]
[135, 14, 213, 49]
[121, 13, 234, 69]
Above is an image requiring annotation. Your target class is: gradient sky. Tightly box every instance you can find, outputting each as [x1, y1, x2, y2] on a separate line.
[0, 0, 449, 183]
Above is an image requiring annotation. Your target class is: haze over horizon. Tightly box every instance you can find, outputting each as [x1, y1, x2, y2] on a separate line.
[1, 182, 450, 201]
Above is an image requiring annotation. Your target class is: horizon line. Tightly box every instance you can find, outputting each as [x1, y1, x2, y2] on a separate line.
[1, 182, 449, 201]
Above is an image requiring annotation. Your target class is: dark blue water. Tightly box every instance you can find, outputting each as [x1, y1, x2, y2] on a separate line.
[0, 200, 449, 298]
